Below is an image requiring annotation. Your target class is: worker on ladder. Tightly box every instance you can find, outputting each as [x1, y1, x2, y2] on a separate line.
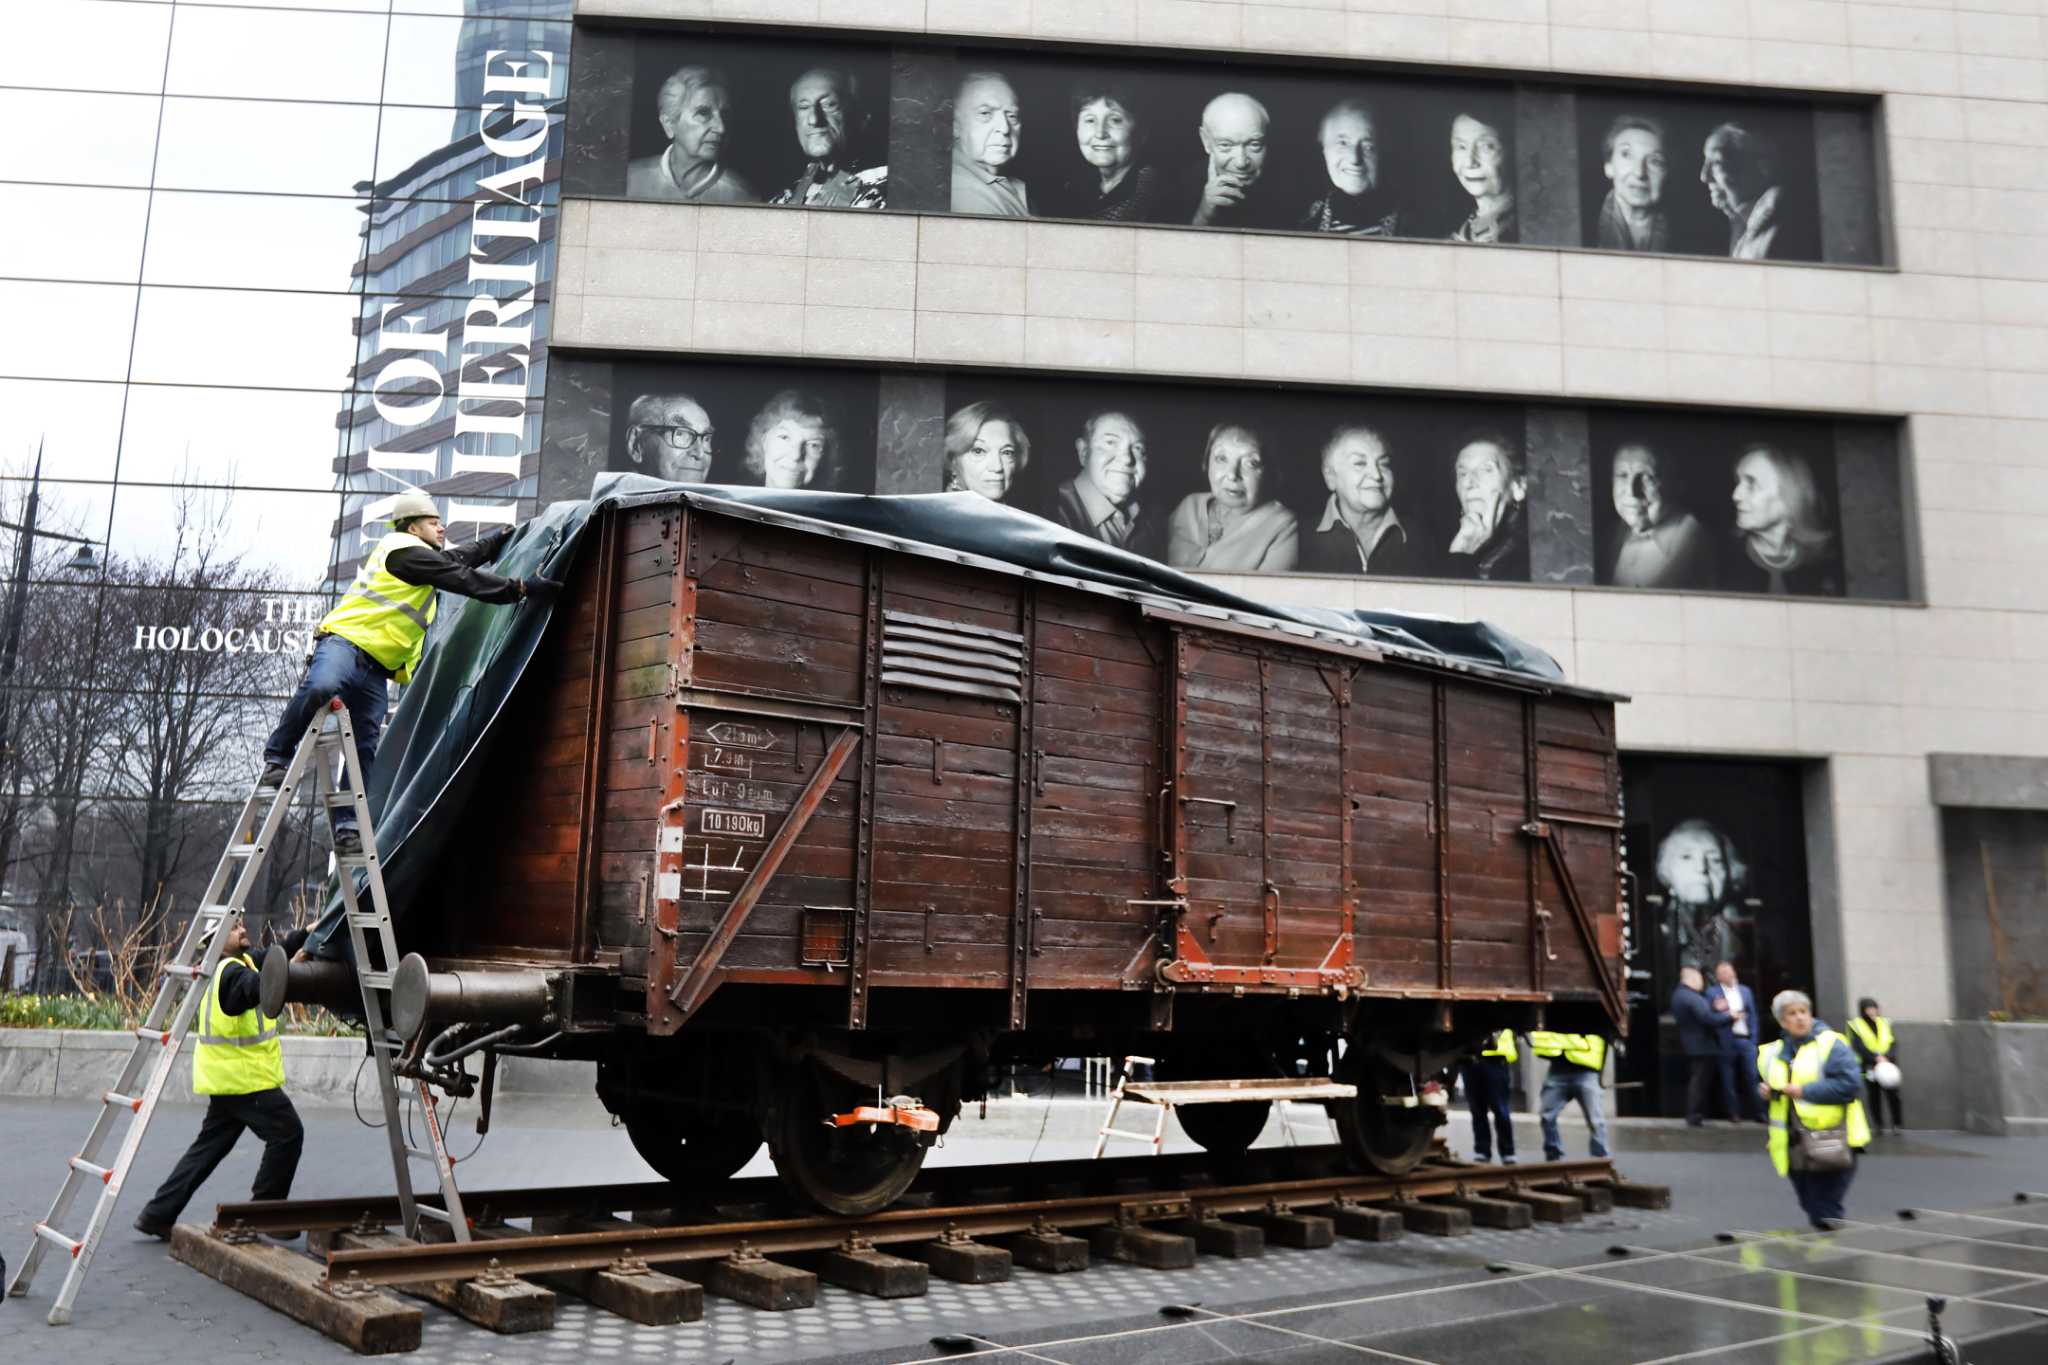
[132, 920, 304, 1239]
[257, 489, 560, 856]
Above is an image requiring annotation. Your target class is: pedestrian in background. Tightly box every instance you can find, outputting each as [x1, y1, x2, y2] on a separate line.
[1461, 1030, 1517, 1165]
[1714, 960, 1763, 1122]
[1757, 989, 1871, 1230]
[1529, 1029, 1609, 1161]
[1672, 964, 1735, 1125]
[1848, 997, 1903, 1136]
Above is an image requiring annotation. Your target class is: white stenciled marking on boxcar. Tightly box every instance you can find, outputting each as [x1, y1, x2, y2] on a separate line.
[700, 808, 767, 839]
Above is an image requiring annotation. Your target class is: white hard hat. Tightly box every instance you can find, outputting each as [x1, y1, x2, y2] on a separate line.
[388, 489, 438, 525]
[1872, 1058, 1902, 1091]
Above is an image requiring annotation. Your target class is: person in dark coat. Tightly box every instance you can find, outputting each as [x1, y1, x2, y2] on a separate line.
[1712, 960, 1763, 1122]
[1442, 430, 1529, 581]
[1672, 965, 1736, 1125]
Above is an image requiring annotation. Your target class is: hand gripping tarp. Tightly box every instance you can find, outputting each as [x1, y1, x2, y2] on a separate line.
[307, 474, 1573, 957]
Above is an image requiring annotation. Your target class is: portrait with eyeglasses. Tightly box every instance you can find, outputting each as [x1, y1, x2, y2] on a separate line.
[624, 392, 718, 483]
[605, 364, 880, 494]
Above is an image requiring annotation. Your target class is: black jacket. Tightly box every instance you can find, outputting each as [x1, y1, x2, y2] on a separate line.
[1671, 984, 1734, 1058]
[214, 958, 263, 1016]
[386, 527, 522, 604]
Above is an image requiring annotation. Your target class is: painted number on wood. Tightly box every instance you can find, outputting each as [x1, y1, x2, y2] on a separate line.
[704, 721, 776, 751]
[701, 808, 766, 839]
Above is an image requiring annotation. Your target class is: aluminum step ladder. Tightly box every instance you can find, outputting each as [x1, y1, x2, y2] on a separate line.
[1092, 1057, 1357, 1157]
[6, 699, 465, 1327]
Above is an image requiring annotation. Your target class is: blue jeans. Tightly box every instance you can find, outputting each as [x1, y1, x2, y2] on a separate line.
[1539, 1068, 1610, 1161]
[1789, 1159, 1857, 1226]
[262, 635, 388, 836]
[1462, 1058, 1515, 1161]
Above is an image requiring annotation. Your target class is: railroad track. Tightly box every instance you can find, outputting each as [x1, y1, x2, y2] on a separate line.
[168, 1145, 1670, 1354]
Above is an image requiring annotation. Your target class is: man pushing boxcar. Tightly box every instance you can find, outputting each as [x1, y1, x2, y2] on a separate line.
[256, 489, 560, 855]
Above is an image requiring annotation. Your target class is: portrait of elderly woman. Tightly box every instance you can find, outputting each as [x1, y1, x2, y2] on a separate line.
[951, 71, 1029, 217]
[1299, 423, 1425, 576]
[1053, 81, 1166, 223]
[623, 392, 716, 484]
[1701, 122, 1785, 260]
[1726, 444, 1841, 596]
[1166, 423, 1300, 572]
[1593, 113, 1670, 252]
[1299, 97, 1401, 237]
[943, 402, 1030, 503]
[1655, 817, 1755, 979]
[1607, 443, 1715, 590]
[744, 390, 841, 491]
[626, 65, 757, 204]
[1446, 106, 1516, 244]
[1443, 430, 1528, 581]
[769, 66, 887, 210]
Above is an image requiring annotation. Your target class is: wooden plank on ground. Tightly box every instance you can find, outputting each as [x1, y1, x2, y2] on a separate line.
[171, 1223, 422, 1355]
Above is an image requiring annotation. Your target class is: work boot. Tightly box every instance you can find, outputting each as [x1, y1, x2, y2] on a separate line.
[256, 764, 288, 794]
[333, 829, 364, 858]
[133, 1214, 170, 1240]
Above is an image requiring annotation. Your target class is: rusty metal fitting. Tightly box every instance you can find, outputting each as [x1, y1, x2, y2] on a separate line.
[350, 1211, 383, 1235]
[473, 1257, 518, 1288]
[219, 1219, 259, 1246]
[608, 1252, 652, 1278]
[726, 1241, 765, 1265]
[840, 1232, 874, 1254]
[326, 1269, 375, 1299]
[935, 1225, 973, 1245]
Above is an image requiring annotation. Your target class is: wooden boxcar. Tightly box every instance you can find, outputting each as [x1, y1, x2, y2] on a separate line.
[384, 490, 1626, 1213]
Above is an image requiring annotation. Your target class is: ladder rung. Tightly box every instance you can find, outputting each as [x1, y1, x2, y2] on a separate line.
[104, 1091, 143, 1112]
[199, 905, 233, 922]
[358, 972, 393, 990]
[337, 854, 371, 867]
[1098, 1128, 1161, 1142]
[404, 1147, 439, 1162]
[324, 793, 359, 808]
[347, 913, 386, 928]
[227, 843, 260, 858]
[34, 1222, 83, 1256]
[69, 1156, 113, 1184]
[135, 1027, 173, 1045]
[413, 1205, 455, 1223]
[162, 962, 204, 979]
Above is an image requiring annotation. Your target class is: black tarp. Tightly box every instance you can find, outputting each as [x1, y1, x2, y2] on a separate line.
[307, 475, 1573, 956]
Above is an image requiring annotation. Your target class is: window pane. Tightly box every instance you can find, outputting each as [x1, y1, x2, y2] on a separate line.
[0, 282, 137, 381]
[0, 479, 116, 583]
[108, 483, 341, 590]
[143, 191, 368, 292]
[0, 185, 150, 283]
[383, 15, 570, 108]
[130, 286, 360, 390]
[166, 7, 388, 104]
[155, 97, 378, 197]
[0, 90, 161, 187]
[373, 104, 564, 201]
[21, 0, 173, 94]
[117, 384, 350, 490]
[0, 378, 125, 482]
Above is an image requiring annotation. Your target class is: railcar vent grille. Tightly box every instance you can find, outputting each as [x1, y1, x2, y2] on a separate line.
[880, 610, 1025, 704]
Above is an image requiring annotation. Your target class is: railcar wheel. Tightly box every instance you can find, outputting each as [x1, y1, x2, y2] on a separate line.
[767, 1064, 927, 1217]
[1331, 1061, 1443, 1176]
[622, 1109, 763, 1186]
[1174, 1098, 1272, 1157]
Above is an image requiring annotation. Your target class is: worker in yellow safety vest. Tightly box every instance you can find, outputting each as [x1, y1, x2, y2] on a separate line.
[255, 489, 559, 857]
[1461, 1030, 1519, 1165]
[134, 919, 306, 1238]
[1756, 988, 1871, 1230]
[1847, 997, 1902, 1136]
[1528, 1029, 1609, 1161]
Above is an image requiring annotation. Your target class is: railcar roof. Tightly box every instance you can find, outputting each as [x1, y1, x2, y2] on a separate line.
[606, 481, 1626, 705]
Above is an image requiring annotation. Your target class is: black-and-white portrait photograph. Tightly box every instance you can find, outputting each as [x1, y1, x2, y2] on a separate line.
[1590, 411, 1846, 597]
[565, 31, 891, 208]
[1576, 93, 1821, 262]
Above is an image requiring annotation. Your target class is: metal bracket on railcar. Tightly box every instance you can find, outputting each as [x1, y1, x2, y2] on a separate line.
[1137, 898, 1367, 996]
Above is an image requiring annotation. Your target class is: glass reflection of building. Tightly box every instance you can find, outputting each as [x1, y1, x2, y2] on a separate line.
[330, 4, 567, 585]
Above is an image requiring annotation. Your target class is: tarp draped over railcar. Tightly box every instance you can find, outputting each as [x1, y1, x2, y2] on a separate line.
[306, 474, 1565, 957]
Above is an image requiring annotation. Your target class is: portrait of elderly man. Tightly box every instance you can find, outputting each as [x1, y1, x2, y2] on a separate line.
[951, 70, 1029, 217]
[744, 389, 841, 491]
[1447, 106, 1516, 244]
[1166, 423, 1300, 572]
[769, 66, 887, 210]
[1655, 817, 1754, 981]
[1299, 423, 1425, 576]
[1726, 444, 1841, 595]
[1299, 97, 1401, 237]
[1593, 113, 1670, 252]
[1054, 81, 1166, 223]
[944, 401, 1030, 503]
[1443, 430, 1529, 581]
[1189, 92, 1285, 230]
[626, 65, 757, 203]
[623, 392, 716, 484]
[1608, 442, 1716, 589]
[1701, 122, 1784, 260]
[1052, 409, 1163, 559]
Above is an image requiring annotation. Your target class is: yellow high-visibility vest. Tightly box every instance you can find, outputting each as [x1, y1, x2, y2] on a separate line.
[192, 953, 284, 1096]
[1759, 1029, 1871, 1177]
[319, 531, 437, 683]
[1847, 1015, 1894, 1057]
[1481, 1030, 1518, 1063]
[1528, 1030, 1605, 1071]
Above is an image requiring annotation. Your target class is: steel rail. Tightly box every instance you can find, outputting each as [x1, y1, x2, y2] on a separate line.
[314, 1157, 1625, 1289]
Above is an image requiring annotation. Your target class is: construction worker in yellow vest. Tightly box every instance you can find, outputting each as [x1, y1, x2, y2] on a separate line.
[1756, 988, 1871, 1230]
[1461, 1029, 1519, 1165]
[134, 919, 305, 1239]
[1847, 997, 1903, 1136]
[256, 489, 560, 856]
[1528, 1028, 1609, 1161]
